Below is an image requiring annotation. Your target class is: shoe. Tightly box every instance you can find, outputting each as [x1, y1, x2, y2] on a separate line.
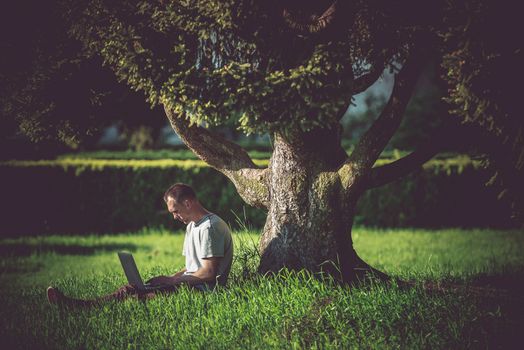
[47, 286, 64, 304]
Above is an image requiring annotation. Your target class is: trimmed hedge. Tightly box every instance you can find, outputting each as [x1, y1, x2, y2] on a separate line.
[0, 159, 267, 236]
[356, 164, 513, 228]
[0, 157, 516, 236]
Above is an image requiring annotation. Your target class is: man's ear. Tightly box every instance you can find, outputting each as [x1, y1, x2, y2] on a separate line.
[183, 199, 192, 208]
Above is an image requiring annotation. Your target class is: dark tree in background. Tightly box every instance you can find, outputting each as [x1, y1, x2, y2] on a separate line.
[440, 1, 524, 223]
[3, 0, 522, 282]
[0, 1, 166, 157]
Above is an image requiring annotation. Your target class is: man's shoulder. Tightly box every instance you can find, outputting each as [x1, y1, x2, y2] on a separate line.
[192, 214, 226, 229]
[208, 213, 226, 224]
[203, 214, 231, 235]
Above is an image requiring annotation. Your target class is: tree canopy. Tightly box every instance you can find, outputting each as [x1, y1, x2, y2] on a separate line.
[0, 1, 165, 150]
[65, 0, 411, 136]
[3, 0, 523, 222]
[439, 0, 523, 221]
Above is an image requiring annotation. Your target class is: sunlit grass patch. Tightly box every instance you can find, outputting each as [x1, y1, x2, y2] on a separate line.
[0, 227, 523, 349]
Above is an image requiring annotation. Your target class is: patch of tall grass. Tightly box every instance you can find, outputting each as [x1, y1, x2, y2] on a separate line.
[0, 227, 523, 349]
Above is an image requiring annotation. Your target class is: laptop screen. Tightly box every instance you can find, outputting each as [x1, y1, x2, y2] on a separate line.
[118, 252, 145, 288]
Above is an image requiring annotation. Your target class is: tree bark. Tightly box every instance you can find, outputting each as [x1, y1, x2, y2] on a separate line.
[163, 107, 270, 209]
[257, 48, 426, 282]
[257, 129, 382, 283]
[163, 47, 425, 284]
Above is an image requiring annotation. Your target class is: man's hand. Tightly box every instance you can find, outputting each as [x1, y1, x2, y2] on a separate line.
[172, 269, 186, 279]
[146, 258, 220, 287]
[146, 275, 176, 286]
[146, 268, 187, 286]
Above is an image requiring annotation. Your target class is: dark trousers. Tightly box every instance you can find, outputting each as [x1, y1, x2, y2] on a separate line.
[62, 283, 212, 307]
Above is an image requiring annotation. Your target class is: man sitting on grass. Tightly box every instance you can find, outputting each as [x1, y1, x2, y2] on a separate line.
[47, 183, 233, 306]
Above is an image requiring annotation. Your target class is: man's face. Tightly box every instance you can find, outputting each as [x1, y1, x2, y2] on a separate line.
[166, 197, 192, 224]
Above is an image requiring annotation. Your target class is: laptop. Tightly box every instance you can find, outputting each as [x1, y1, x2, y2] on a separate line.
[117, 252, 168, 291]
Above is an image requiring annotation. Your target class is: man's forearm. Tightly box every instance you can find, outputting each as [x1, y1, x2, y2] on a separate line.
[148, 269, 214, 287]
[174, 269, 216, 286]
[174, 273, 209, 286]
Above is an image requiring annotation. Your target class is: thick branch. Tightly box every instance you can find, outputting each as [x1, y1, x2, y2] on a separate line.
[283, 1, 337, 33]
[347, 49, 425, 173]
[280, 0, 354, 39]
[366, 138, 442, 189]
[353, 62, 385, 94]
[163, 106, 269, 208]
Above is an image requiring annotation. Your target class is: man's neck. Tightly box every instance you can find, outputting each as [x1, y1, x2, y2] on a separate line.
[191, 207, 211, 224]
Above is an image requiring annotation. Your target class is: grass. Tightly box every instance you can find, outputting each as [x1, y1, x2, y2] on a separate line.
[1, 227, 523, 349]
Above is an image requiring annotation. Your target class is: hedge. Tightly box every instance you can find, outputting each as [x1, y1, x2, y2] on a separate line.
[0, 157, 516, 236]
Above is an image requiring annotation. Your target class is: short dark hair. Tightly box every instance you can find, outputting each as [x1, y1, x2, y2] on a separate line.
[163, 183, 197, 203]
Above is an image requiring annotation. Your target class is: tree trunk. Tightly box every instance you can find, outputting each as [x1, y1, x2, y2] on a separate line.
[164, 48, 423, 283]
[258, 131, 382, 283]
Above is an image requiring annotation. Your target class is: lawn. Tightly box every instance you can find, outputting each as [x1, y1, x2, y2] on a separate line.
[0, 227, 523, 349]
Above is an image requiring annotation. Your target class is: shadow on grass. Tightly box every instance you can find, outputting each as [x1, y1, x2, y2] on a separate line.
[469, 271, 524, 294]
[0, 242, 143, 256]
[419, 270, 524, 306]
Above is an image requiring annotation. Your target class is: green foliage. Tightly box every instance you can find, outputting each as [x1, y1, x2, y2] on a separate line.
[4, 1, 522, 223]
[65, 0, 408, 135]
[357, 162, 514, 228]
[126, 125, 155, 151]
[441, 1, 521, 137]
[440, 0, 524, 221]
[0, 2, 167, 148]
[1, 228, 523, 348]
[0, 155, 517, 236]
[55, 149, 466, 162]
[0, 159, 267, 235]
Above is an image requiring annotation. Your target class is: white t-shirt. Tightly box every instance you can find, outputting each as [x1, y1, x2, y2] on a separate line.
[182, 213, 233, 286]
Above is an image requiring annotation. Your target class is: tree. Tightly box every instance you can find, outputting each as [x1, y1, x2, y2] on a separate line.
[342, 61, 450, 151]
[24, 0, 524, 282]
[0, 1, 166, 152]
[439, 0, 524, 223]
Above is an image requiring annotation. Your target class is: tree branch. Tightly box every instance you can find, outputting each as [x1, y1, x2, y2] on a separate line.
[283, 1, 337, 33]
[347, 49, 426, 173]
[279, 0, 355, 42]
[366, 137, 442, 189]
[353, 61, 385, 94]
[163, 106, 270, 208]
